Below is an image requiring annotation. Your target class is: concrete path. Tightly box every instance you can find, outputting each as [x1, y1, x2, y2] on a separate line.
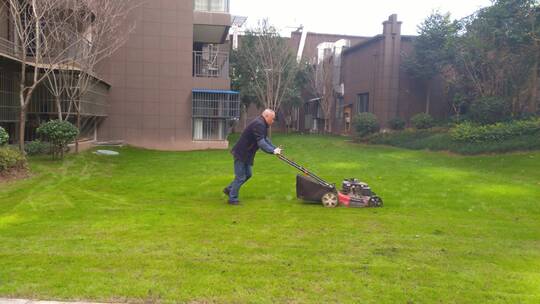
[0, 299, 110, 304]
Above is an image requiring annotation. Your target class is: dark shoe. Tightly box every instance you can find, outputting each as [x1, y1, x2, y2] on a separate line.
[223, 187, 230, 196]
[228, 200, 240, 205]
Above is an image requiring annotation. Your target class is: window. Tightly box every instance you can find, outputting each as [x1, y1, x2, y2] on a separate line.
[193, 0, 229, 12]
[356, 93, 369, 113]
[192, 90, 239, 141]
[336, 97, 344, 119]
[193, 118, 226, 140]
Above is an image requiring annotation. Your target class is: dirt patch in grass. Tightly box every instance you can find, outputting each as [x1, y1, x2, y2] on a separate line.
[0, 167, 29, 183]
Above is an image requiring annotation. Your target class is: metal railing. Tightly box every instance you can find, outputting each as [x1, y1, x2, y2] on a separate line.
[192, 90, 239, 141]
[193, 51, 229, 78]
[192, 91, 239, 119]
[194, 0, 230, 12]
[0, 37, 17, 58]
[0, 36, 91, 69]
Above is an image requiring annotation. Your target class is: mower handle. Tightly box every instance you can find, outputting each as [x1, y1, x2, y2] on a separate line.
[276, 154, 334, 188]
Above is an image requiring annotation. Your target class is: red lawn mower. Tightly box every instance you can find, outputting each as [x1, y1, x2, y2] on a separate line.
[277, 154, 383, 208]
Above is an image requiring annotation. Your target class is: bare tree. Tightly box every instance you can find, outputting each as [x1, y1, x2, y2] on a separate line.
[6, 0, 91, 152]
[62, 0, 138, 152]
[42, 0, 138, 152]
[308, 54, 335, 133]
[238, 20, 300, 115]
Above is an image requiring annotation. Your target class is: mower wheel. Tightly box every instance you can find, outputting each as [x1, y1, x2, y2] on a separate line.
[321, 192, 339, 208]
[368, 196, 383, 207]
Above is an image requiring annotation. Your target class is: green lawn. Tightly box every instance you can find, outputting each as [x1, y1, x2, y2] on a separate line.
[1, 134, 539, 303]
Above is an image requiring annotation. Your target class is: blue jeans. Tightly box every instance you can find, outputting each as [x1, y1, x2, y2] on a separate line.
[226, 159, 252, 202]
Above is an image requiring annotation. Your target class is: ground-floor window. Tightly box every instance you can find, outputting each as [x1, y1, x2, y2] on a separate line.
[356, 93, 369, 113]
[192, 89, 239, 141]
[192, 118, 227, 141]
[336, 97, 344, 119]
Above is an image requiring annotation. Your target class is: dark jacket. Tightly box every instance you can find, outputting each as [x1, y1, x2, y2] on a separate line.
[232, 116, 276, 165]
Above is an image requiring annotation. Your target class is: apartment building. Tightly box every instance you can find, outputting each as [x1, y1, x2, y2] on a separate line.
[0, 0, 240, 151]
[97, 0, 239, 150]
[336, 14, 448, 134]
[289, 15, 449, 135]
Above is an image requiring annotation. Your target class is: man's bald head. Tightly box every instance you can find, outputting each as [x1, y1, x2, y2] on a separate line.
[262, 109, 276, 125]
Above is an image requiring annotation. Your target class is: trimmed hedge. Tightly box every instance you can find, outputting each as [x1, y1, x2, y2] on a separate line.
[353, 113, 380, 137]
[0, 147, 26, 172]
[410, 113, 435, 129]
[37, 120, 78, 159]
[468, 96, 511, 125]
[451, 118, 540, 142]
[0, 127, 8, 146]
[25, 140, 50, 156]
[367, 128, 540, 155]
[388, 117, 406, 130]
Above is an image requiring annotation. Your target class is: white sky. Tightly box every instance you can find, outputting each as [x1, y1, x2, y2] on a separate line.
[230, 0, 493, 37]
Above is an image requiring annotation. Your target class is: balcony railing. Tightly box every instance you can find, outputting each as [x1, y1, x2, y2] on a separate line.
[0, 37, 17, 58]
[194, 0, 230, 13]
[0, 36, 92, 72]
[193, 51, 229, 79]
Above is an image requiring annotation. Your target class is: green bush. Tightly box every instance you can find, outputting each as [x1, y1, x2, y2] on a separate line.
[0, 146, 26, 172]
[367, 127, 540, 154]
[411, 113, 435, 129]
[37, 120, 78, 159]
[388, 117, 406, 130]
[451, 118, 540, 142]
[0, 127, 9, 146]
[353, 113, 380, 137]
[25, 140, 50, 156]
[468, 96, 511, 125]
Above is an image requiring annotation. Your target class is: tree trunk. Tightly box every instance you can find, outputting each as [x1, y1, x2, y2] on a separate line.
[75, 110, 81, 153]
[425, 81, 432, 115]
[531, 59, 538, 113]
[327, 115, 332, 134]
[18, 108, 26, 152]
[56, 96, 62, 120]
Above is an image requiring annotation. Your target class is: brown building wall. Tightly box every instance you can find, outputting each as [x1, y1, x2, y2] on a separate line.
[97, 0, 231, 151]
[289, 31, 369, 63]
[338, 39, 382, 134]
[336, 15, 450, 134]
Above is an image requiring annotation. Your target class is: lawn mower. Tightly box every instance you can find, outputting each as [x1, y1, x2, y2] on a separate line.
[277, 154, 383, 208]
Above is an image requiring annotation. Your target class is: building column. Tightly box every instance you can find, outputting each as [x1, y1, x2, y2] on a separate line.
[379, 14, 402, 125]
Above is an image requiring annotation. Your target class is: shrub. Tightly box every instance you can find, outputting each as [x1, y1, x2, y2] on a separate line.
[353, 113, 380, 138]
[388, 117, 406, 130]
[411, 113, 435, 129]
[37, 120, 79, 159]
[367, 126, 540, 154]
[468, 96, 511, 125]
[25, 140, 50, 156]
[0, 146, 26, 172]
[0, 127, 9, 146]
[451, 118, 540, 142]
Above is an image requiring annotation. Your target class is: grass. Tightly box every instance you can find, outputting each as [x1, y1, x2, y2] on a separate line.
[1, 134, 540, 303]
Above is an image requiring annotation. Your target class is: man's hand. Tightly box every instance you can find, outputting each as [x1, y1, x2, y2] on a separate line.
[273, 147, 282, 155]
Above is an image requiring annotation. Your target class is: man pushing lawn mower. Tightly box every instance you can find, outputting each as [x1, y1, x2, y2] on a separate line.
[224, 109, 282, 205]
[223, 109, 383, 208]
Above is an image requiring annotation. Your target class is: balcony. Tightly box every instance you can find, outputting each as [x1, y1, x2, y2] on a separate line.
[194, 0, 230, 13]
[193, 0, 231, 44]
[193, 51, 229, 79]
